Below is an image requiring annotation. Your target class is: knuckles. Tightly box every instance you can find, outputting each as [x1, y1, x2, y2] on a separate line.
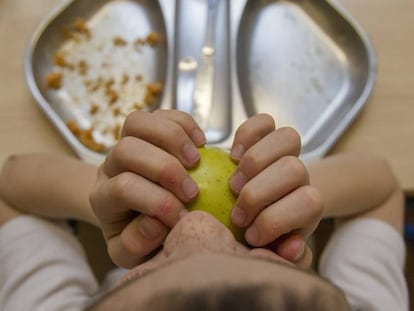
[119, 229, 144, 260]
[277, 127, 301, 153]
[255, 113, 276, 131]
[106, 172, 137, 203]
[238, 186, 260, 219]
[239, 149, 263, 179]
[237, 156, 310, 227]
[168, 123, 186, 141]
[248, 186, 323, 245]
[107, 237, 140, 269]
[296, 185, 324, 219]
[111, 136, 136, 158]
[102, 136, 137, 177]
[157, 157, 184, 190]
[121, 111, 147, 136]
[153, 193, 178, 222]
[280, 156, 309, 185]
[108, 136, 135, 162]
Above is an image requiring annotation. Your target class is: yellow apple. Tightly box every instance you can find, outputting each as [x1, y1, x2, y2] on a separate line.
[187, 146, 245, 242]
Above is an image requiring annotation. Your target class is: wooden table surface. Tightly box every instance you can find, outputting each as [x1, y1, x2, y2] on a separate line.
[1, 0, 414, 194]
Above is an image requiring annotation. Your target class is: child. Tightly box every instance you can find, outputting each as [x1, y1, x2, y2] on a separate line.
[0, 110, 408, 310]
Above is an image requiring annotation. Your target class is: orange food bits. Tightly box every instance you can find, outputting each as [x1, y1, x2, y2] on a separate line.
[45, 72, 63, 89]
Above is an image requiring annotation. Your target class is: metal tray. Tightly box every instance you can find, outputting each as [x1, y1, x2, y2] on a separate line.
[25, 0, 376, 164]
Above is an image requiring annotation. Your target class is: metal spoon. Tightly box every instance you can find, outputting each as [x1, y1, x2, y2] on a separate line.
[192, 0, 219, 130]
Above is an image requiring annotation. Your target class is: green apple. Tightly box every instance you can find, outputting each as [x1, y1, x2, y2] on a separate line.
[187, 146, 245, 242]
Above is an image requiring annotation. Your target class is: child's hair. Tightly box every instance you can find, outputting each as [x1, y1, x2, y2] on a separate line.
[140, 283, 343, 311]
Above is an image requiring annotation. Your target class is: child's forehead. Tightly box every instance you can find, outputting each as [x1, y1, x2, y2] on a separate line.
[87, 252, 346, 310]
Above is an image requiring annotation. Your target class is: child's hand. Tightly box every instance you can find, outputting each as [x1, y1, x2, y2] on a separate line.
[89, 110, 206, 268]
[229, 114, 323, 268]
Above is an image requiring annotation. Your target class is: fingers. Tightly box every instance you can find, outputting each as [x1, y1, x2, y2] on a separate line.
[229, 114, 320, 267]
[152, 109, 207, 146]
[231, 156, 309, 227]
[107, 215, 169, 268]
[248, 239, 313, 270]
[244, 185, 324, 246]
[103, 137, 199, 203]
[90, 170, 186, 239]
[230, 113, 276, 161]
[273, 233, 305, 261]
[91, 110, 205, 266]
[230, 127, 301, 194]
[295, 245, 313, 269]
[121, 110, 205, 168]
[273, 233, 313, 269]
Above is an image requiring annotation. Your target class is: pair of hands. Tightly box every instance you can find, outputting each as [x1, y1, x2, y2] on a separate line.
[89, 110, 323, 269]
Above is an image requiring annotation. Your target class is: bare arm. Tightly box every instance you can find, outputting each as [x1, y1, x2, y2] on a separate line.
[307, 153, 404, 233]
[0, 151, 404, 233]
[0, 154, 99, 226]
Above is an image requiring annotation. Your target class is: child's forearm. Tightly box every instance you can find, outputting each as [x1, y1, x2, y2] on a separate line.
[0, 154, 99, 226]
[0, 152, 404, 233]
[307, 153, 403, 232]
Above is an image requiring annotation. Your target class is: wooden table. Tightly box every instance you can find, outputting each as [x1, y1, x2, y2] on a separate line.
[1, 0, 414, 194]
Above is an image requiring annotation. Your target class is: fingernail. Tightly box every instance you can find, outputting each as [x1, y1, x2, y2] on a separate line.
[231, 144, 245, 161]
[231, 206, 247, 226]
[293, 240, 306, 262]
[246, 226, 259, 245]
[138, 217, 161, 240]
[230, 170, 247, 194]
[182, 175, 199, 199]
[191, 128, 206, 146]
[182, 143, 200, 165]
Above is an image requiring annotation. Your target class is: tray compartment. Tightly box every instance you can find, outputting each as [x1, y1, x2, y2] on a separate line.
[236, 0, 375, 157]
[173, 0, 232, 144]
[25, 0, 168, 163]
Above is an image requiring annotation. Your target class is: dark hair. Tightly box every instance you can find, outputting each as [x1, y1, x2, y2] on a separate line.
[142, 283, 339, 311]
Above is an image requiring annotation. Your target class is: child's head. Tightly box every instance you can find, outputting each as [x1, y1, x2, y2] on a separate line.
[86, 211, 350, 311]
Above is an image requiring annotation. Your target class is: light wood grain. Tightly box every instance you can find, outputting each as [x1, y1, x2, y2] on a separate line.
[328, 0, 414, 195]
[1, 0, 413, 194]
[0, 0, 75, 164]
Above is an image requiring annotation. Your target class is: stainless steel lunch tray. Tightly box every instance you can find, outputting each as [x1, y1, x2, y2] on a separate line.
[25, 0, 376, 165]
